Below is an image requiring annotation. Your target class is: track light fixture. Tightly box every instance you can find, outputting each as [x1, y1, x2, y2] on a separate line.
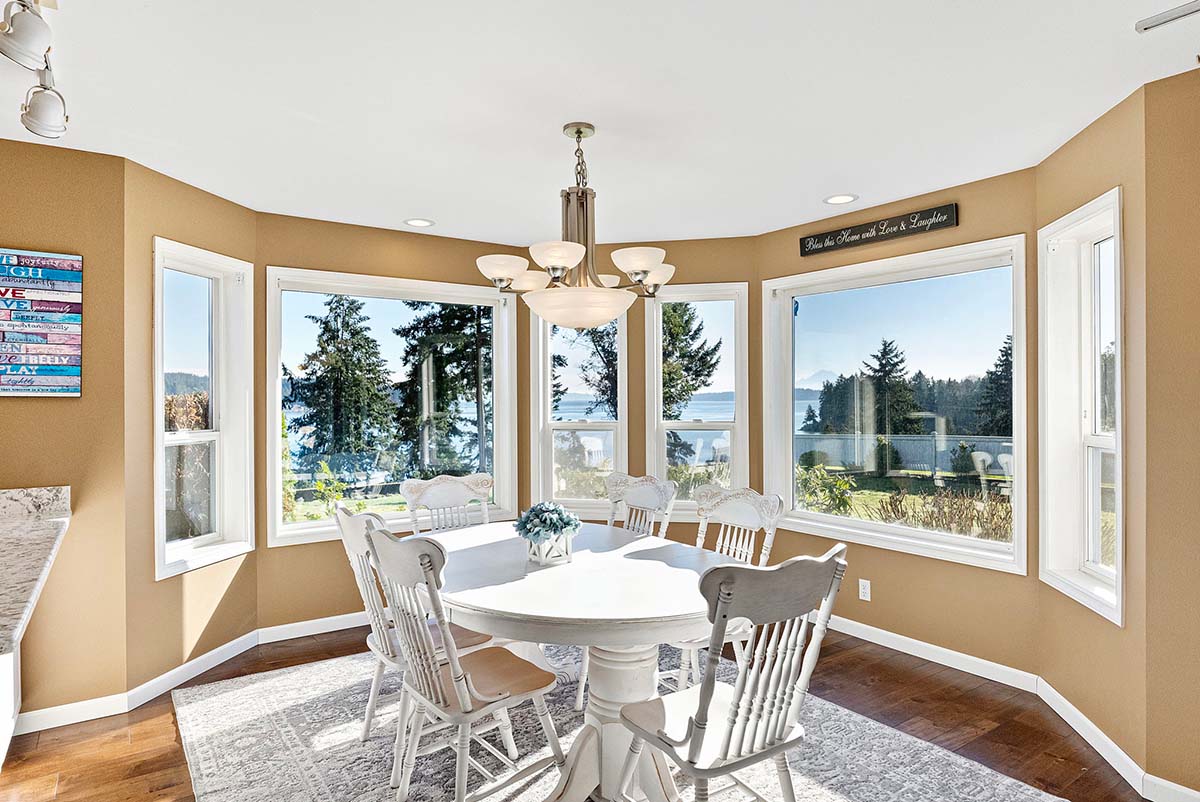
[21, 53, 66, 138]
[1, 0, 66, 137]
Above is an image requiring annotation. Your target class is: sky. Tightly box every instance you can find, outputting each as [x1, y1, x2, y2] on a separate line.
[162, 269, 213, 376]
[792, 266, 1012, 386]
[280, 291, 425, 380]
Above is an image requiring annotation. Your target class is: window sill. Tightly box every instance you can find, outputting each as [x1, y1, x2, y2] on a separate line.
[555, 499, 613, 523]
[267, 505, 518, 548]
[1040, 565, 1122, 626]
[157, 539, 254, 581]
[777, 511, 1026, 575]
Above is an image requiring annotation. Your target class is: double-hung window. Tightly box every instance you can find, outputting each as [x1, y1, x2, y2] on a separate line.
[645, 283, 748, 512]
[529, 314, 628, 519]
[266, 267, 517, 546]
[154, 238, 254, 580]
[762, 236, 1027, 573]
[1038, 188, 1123, 624]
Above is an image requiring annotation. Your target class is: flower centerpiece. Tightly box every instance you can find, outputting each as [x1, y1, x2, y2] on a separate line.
[515, 502, 581, 566]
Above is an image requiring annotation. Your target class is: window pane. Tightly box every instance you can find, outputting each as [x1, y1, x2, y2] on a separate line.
[280, 291, 493, 524]
[1089, 448, 1117, 569]
[661, 300, 735, 421]
[162, 269, 213, 432]
[552, 429, 614, 500]
[551, 323, 618, 422]
[792, 266, 1015, 544]
[1094, 237, 1117, 435]
[667, 428, 732, 500]
[164, 441, 215, 541]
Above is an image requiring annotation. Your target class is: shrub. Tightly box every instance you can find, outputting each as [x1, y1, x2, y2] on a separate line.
[312, 460, 347, 516]
[950, 441, 976, 475]
[795, 464, 856, 515]
[874, 436, 903, 476]
[797, 450, 830, 468]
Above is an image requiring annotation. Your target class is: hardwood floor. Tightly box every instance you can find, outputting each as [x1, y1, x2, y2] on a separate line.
[0, 627, 1144, 801]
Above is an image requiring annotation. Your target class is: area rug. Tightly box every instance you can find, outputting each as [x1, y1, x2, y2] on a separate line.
[173, 645, 1062, 802]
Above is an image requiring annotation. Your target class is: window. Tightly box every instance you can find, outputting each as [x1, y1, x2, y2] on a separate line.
[763, 236, 1027, 573]
[1038, 188, 1123, 624]
[530, 313, 627, 518]
[266, 267, 517, 546]
[646, 283, 748, 510]
[154, 238, 254, 580]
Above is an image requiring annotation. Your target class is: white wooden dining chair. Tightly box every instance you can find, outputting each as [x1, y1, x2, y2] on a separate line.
[399, 473, 493, 535]
[332, 504, 502, 750]
[616, 544, 848, 802]
[665, 485, 785, 691]
[570, 472, 679, 712]
[365, 525, 566, 802]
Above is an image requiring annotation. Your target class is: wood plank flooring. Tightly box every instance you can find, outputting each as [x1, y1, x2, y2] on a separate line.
[0, 627, 1145, 801]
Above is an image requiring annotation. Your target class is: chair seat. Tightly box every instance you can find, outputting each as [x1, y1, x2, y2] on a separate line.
[667, 617, 754, 650]
[368, 620, 492, 665]
[620, 681, 803, 774]
[434, 647, 557, 716]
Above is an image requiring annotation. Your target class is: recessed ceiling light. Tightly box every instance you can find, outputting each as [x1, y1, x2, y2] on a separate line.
[404, 218, 435, 228]
[824, 194, 859, 205]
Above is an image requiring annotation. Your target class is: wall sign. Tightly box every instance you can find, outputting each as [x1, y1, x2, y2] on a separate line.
[800, 203, 958, 257]
[0, 246, 83, 397]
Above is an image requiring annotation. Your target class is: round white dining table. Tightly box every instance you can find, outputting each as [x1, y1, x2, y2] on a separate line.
[431, 521, 738, 802]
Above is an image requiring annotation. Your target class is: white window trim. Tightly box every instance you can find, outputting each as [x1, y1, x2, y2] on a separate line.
[153, 237, 255, 581]
[265, 266, 518, 547]
[1037, 188, 1124, 625]
[762, 235, 1028, 575]
[645, 282, 749, 521]
[528, 312, 629, 521]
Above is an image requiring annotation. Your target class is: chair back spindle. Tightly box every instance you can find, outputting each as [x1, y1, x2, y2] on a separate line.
[686, 544, 847, 766]
[693, 485, 784, 566]
[400, 473, 494, 535]
[605, 472, 677, 538]
[333, 504, 396, 658]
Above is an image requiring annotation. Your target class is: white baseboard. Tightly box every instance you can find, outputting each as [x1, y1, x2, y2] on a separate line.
[1145, 774, 1200, 802]
[829, 615, 1040, 692]
[1035, 677, 1145, 793]
[13, 610, 368, 737]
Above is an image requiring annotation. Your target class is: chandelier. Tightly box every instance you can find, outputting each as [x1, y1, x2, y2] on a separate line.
[475, 122, 675, 329]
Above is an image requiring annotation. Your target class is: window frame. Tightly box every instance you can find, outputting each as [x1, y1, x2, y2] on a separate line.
[761, 235, 1028, 575]
[528, 312, 629, 520]
[265, 265, 518, 547]
[153, 237, 255, 581]
[644, 282, 749, 519]
[1037, 188, 1124, 625]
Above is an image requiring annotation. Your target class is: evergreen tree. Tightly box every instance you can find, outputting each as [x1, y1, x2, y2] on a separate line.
[289, 295, 395, 476]
[861, 339, 922, 436]
[573, 322, 620, 419]
[975, 335, 1013, 436]
[800, 404, 820, 433]
[661, 303, 722, 419]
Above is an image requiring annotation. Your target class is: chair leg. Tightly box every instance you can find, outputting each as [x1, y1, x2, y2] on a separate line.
[454, 723, 471, 802]
[397, 705, 427, 802]
[615, 735, 644, 802]
[774, 753, 797, 802]
[574, 647, 590, 712]
[533, 694, 565, 765]
[676, 649, 691, 690]
[694, 776, 710, 802]
[494, 706, 519, 760]
[389, 689, 413, 788]
[362, 659, 386, 742]
[689, 647, 703, 684]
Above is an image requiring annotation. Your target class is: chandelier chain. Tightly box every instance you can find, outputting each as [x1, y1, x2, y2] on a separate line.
[574, 131, 588, 188]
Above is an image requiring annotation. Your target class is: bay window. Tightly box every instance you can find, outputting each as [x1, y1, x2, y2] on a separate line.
[762, 236, 1027, 573]
[1038, 188, 1123, 624]
[645, 283, 748, 511]
[266, 267, 517, 546]
[154, 238, 254, 580]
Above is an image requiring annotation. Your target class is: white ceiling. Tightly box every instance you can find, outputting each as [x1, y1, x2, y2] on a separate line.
[2, 1, 1197, 245]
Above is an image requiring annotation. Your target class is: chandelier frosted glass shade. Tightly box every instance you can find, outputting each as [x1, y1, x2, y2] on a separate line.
[523, 286, 636, 329]
[529, 240, 586, 270]
[598, 274, 621, 288]
[509, 270, 551, 291]
[0, 2, 51, 70]
[644, 264, 675, 285]
[610, 246, 666, 276]
[476, 254, 529, 283]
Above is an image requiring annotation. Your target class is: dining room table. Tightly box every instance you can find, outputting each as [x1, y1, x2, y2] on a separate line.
[430, 520, 740, 802]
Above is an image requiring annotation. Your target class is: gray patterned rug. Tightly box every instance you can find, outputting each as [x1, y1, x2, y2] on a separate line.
[173, 646, 1062, 802]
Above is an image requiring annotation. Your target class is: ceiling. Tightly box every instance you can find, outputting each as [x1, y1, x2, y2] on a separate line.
[2, 1, 1196, 245]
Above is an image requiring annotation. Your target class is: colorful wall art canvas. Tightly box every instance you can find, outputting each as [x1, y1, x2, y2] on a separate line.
[0, 246, 83, 397]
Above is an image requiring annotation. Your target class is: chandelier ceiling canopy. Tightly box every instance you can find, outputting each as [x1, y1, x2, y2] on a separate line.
[476, 123, 674, 329]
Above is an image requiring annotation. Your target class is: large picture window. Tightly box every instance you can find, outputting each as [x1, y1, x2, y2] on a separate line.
[1038, 188, 1123, 624]
[646, 283, 748, 509]
[154, 238, 254, 580]
[763, 237, 1027, 573]
[267, 267, 517, 546]
[530, 313, 627, 518]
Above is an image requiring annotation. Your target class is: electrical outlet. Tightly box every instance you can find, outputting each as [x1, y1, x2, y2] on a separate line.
[858, 578, 872, 602]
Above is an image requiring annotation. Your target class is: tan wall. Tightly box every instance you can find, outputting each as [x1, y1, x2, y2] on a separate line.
[0, 140, 128, 709]
[121, 161, 260, 688]
[1143, 69, 1200, 788]
[251, 214, 527, 628]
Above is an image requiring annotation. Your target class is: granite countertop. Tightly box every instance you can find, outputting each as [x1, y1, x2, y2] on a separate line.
[0, 486, 70, 657]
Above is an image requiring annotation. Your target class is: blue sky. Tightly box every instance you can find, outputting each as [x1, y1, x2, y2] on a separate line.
[280, 291, 423, 380]
[162, 269, 213, 376]
[793, 266, 1012, 386]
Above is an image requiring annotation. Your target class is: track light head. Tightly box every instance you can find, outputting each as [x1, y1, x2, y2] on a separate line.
[0, 0, 51, 70]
